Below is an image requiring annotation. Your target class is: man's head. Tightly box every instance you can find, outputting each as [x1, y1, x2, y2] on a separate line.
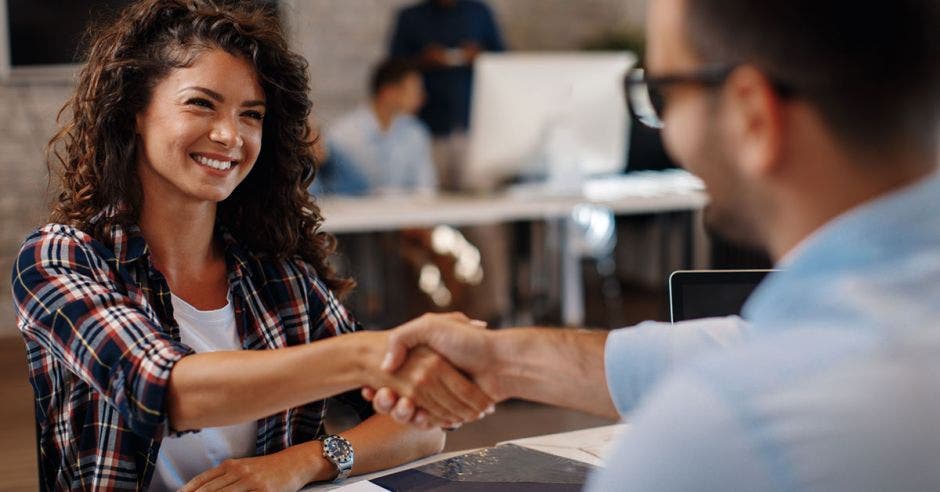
[645, 0, 939, 257]
[371, 58, 426, 115]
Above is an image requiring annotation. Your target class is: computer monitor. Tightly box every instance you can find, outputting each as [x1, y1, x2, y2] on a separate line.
[463, 52, 636, 191]
[669, 269, 776, 322]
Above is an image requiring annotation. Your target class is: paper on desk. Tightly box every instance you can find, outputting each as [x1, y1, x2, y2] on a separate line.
[499, 424, 629, 466]
[333, 481, 387, 491]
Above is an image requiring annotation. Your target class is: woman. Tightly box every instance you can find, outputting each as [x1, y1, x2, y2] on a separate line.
[11, 1, 492, 490]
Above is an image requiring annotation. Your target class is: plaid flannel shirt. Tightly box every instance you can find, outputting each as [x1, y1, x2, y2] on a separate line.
[12, 222, 371, 490]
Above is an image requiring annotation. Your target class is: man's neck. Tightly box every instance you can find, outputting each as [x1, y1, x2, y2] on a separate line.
[767, 158, 935, 262]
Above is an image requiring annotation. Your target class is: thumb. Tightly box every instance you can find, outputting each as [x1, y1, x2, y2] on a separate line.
[380, 338, 408, 373]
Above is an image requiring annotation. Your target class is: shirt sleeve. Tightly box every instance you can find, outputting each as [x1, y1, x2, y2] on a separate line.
[11, 227, 193, 439]
[604, 316, 749, 414]
[586, 370, 777, 492]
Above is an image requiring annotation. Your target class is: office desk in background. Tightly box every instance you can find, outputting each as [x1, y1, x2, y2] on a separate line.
[303, 424, 629, 491]
[319, 171, 709, 325]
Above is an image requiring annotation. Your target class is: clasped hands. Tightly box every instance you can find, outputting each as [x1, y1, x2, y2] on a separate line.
[364, 312, 503, 429]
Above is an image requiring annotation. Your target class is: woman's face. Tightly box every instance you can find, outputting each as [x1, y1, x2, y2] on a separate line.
[135, 47, 265, 206]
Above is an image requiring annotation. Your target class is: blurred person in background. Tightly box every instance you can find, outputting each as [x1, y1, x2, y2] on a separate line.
[389, 0, 504, 189]
[327, 58, 437, 195]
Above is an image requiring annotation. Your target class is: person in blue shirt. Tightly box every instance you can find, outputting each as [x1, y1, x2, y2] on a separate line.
[389, 0, 505, 189]
[366, 0, 940, 490]
[326, 58, 438, 195]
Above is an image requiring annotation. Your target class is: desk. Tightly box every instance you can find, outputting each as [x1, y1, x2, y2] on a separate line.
[319, 172, 708, 325]
[303, 424, 629, 491]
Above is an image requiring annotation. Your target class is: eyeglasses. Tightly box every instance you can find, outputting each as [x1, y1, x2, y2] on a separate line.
[624, 65, 737, 129]
[625, 65, 794, 129]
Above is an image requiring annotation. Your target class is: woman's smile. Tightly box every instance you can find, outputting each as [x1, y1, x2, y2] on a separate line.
[191, 152, 241, 173]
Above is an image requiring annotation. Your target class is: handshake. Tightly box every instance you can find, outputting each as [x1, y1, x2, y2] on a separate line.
[361, 312, 509, 429]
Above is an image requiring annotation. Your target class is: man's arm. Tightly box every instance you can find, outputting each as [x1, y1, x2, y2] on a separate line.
[377, 321, 618, 420]
[374, 316, 750, 426]
[486, 328, 617, 418]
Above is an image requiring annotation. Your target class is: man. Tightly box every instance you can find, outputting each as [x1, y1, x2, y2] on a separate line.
[327, 57, 437, 195]
[371, 0, 940, 489]
[389, 0, 505, 189]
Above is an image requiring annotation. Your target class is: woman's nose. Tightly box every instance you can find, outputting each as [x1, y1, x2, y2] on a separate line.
[209, 115, 244, 149]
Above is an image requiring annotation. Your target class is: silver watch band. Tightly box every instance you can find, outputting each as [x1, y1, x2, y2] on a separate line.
[320, 434, 354, 483]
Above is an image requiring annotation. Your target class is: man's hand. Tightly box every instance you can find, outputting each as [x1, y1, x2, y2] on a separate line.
[180, 447, 312, 492]
[381, 312, 495, 377]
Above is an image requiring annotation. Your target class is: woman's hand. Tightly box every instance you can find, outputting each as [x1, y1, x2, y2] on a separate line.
[180, 446, 320, 492]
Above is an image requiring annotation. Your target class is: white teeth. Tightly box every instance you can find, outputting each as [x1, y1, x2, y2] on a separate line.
[193, 154, 233, 170]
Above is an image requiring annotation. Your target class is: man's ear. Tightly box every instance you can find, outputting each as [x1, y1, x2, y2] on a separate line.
[721, 65, 785, 179]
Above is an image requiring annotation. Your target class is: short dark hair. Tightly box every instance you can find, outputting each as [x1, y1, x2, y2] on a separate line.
[684, 0, 939, 154]
[369, 57, 420, 97]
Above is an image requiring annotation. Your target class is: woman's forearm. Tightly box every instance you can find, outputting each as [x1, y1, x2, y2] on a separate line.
[290, 414, 446, 484]
[166, 331, 388, 430]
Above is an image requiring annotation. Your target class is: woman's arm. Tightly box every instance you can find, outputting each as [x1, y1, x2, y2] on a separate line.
[167, 315, 494, 431]
[166, 330, 385, 430]
[181, 414, 444, 491]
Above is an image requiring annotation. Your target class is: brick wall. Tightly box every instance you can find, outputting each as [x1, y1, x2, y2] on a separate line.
[0, 0, 646, 337]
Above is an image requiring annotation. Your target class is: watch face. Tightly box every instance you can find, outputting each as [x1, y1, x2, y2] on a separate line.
[325, 436, 353, 465]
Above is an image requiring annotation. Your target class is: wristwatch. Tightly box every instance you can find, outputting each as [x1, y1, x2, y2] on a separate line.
[320, 434, 354, 482]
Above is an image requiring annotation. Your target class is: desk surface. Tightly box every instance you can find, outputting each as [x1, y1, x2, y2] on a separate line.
[319, 172, 707, 234]
[304, 424, 628, 491]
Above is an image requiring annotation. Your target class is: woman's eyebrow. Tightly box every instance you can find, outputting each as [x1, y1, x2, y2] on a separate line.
[179, 86, 265, 107]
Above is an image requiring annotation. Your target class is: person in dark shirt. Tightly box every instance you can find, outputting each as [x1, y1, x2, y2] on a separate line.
[390, 0, 505, 189]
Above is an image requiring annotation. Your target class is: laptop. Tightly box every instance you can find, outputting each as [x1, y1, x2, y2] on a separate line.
[668, 270, 775, 322]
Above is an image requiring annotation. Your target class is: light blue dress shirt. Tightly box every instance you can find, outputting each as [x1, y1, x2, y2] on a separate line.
[327, 106, 437, 194]
[590, 172, 940, 491]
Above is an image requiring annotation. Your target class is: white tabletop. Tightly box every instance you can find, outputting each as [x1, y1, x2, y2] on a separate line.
[318, 172, 708, 234]
[306, 423, 628, 491]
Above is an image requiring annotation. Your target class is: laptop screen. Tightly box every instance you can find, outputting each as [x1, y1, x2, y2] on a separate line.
[669, 270, 774, 322]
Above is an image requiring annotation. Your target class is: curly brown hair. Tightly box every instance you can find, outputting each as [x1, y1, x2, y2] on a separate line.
[47, 0, 353, 296]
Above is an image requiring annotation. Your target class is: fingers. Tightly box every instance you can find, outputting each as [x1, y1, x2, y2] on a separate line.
[405, 380, 466, 426]
[183, 464, 237, 492]
[361, 386, 376, 402]
[413, 409, 432, 429]
[181, 466, 226, 491]
[395, 351, 492, 425]
[373, 387, 398, 414]
[438, 366, 495, 418]
[390, 396, 416, 423]
[380, 341, 408, 373]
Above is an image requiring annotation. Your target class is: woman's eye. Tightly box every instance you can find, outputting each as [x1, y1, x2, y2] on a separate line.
[186, 97, 214, 109]
[242, 110, 265, 121]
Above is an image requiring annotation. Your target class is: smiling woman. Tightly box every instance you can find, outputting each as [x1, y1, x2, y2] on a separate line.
[11, 1, 495, 491]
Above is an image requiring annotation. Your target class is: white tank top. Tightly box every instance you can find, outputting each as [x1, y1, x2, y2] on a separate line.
[149, 294, 257, 491]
